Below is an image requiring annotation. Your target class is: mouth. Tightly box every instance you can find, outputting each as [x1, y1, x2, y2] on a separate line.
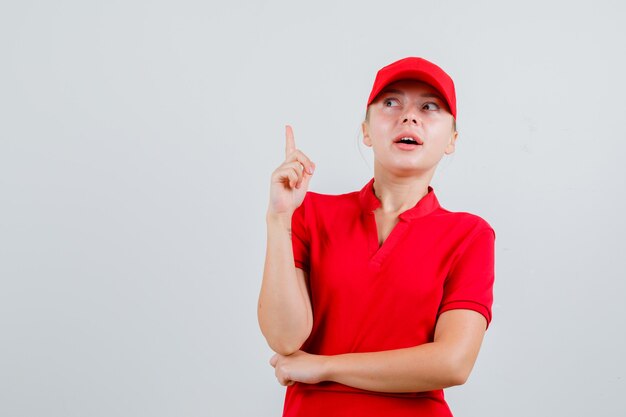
[394, 135, 423, 146]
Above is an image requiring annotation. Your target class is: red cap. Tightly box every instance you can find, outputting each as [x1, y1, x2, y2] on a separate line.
[367, 57, 457, 119]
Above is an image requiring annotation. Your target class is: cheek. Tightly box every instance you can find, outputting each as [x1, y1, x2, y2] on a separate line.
[367, 117, 392, 138]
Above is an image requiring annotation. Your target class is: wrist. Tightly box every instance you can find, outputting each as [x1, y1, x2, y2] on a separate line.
[266, 211, 293, 226]
[320, 354, 335, 382]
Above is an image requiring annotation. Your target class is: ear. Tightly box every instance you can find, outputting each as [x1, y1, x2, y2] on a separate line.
[444, 130, 458, 155]
[362, 121, 372, 147]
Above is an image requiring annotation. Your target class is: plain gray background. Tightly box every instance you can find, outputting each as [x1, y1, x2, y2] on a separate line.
[1, 0, 625, 416]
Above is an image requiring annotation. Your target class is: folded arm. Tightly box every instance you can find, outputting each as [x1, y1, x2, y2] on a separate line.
[270, 309, 487, 392]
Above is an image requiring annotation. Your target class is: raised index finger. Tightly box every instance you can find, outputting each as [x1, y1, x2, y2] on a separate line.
[285, 125, 296, 157]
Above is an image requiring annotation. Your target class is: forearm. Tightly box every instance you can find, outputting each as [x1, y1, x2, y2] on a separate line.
[270, 308, 486, 392]
[318, 311, 485, 392]
[258, 213, 312, 355]
[322, 342, 471, 393]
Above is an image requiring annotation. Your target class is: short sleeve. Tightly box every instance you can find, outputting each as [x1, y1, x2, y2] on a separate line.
[439, 227, 496, 328]
[290, 195, 310, 272]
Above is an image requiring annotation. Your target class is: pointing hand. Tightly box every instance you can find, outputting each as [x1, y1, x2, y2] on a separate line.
[268, 125, 315, 216]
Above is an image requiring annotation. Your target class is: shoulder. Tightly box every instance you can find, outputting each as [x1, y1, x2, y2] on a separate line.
[293, 189, 362, 232]
[300, 189, 361, 213]
[432, 205, 496, 240]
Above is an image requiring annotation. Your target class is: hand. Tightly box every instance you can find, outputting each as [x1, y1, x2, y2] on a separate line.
[268, 125, 315, 217]
[269, 350, 328, 386]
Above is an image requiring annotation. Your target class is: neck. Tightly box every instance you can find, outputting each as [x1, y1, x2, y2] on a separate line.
[372, 166, 434, 214]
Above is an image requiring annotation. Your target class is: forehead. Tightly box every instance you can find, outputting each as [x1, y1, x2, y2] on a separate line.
[379, 79, 442, 99]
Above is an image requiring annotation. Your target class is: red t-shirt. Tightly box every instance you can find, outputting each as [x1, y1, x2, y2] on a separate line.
[284, 178, 496, 417]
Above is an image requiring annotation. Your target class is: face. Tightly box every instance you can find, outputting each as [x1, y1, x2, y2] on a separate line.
[362, 79, 458, 177]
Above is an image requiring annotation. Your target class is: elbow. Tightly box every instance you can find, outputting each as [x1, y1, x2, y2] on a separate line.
[447, 368, 470, 387]
[267, 340, 303, 356]
[260, 324, 312, 356]
[443, 354, 475, 387]
[258, 312, 312, 356]
[441, 349, 476, 388]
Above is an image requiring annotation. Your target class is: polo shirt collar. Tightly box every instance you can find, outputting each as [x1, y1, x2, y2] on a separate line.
[358, 177, 441, 221]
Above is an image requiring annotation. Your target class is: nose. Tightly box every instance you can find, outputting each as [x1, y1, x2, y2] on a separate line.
[401, 106, 421, 125]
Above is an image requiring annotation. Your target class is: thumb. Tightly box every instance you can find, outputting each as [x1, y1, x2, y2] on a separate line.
[300, 169, 314, 190]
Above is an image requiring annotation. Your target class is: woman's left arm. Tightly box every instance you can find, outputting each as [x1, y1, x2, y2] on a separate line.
[270, 309, 487, 392]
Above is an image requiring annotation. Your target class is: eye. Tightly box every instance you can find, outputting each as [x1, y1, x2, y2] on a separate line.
[383, 98, 400, 107]
[422, 102, 440, 111]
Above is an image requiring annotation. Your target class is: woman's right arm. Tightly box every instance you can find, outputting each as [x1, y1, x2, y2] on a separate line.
[258, 126, 315, 356]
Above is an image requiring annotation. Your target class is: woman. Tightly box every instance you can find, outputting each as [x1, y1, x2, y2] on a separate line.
[258, 57, 495, 416]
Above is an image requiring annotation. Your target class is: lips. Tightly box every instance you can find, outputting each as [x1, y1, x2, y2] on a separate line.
[393, 133, 424, 145]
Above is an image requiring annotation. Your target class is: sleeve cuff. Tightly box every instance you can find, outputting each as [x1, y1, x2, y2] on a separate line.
[438, 300, 492, 329]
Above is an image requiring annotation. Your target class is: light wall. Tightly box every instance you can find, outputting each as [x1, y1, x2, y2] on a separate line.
[1, 1, 625, 416]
